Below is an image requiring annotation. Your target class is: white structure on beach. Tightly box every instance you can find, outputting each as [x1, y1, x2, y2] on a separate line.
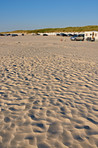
[84, 31, 98, 41]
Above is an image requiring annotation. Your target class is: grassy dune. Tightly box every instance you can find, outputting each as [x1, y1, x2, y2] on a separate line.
[1, 25, 98, 34]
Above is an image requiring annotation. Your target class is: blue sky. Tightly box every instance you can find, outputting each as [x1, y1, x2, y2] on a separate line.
[0, 0, 98, 32]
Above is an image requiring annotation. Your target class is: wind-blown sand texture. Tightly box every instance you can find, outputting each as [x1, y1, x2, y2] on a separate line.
[0, 35, 98, 148]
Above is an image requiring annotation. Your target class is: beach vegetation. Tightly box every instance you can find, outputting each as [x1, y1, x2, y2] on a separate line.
[1, 25, 98, 34]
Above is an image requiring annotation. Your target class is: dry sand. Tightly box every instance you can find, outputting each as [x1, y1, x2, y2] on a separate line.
[0, 35, 98, 148]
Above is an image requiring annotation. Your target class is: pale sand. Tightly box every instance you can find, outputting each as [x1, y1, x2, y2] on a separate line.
[0, 35, 98, 148]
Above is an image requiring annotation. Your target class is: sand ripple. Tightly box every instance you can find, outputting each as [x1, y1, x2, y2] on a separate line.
[0, 54, 98, 148]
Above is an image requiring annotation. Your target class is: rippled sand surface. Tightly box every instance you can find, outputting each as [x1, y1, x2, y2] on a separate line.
[0, 36, 98, 148]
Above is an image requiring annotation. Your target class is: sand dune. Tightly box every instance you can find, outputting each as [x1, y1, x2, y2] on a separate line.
[0, 35, 98, 148]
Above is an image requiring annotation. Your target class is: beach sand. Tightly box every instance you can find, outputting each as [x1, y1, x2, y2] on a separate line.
[0, 35, 98, 148]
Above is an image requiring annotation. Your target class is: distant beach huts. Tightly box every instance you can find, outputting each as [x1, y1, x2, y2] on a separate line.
[84, 31, 98, 41]
[1, 31, 98, 41]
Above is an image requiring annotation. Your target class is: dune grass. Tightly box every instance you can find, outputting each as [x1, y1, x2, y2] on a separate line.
[1, 25, 98, 34]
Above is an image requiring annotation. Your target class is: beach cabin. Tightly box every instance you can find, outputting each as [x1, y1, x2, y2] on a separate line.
[84, 31, 98, 41]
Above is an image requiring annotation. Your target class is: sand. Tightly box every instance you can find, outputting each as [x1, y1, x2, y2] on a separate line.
[0, 35, 98, 148]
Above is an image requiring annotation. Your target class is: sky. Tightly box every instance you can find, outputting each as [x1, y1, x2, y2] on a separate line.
[0, 0, 98, 32]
